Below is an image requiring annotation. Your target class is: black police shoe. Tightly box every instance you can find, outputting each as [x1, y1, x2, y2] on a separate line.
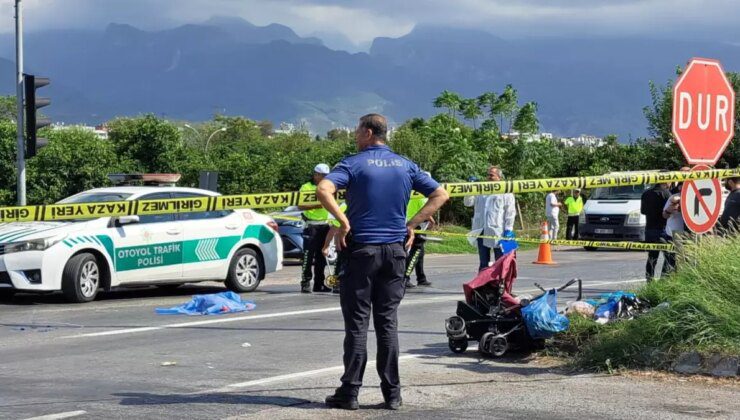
[404, 280, 416, 289]
[384, 397, 403, 410]
[301, 285, 312, 293]
[417, 280, 432, 287]
[325, 393, 359, 410]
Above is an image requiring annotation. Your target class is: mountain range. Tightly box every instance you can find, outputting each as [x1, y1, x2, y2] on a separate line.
[1, 16, 739, 139]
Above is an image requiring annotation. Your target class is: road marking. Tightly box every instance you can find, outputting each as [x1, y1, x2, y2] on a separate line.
[195, 354, 423, 395]
[60, 278, 643, 339]
[22, 411, 87, 420]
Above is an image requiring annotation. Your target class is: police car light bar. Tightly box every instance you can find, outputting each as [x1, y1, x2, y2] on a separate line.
[108, 174, 182, 186]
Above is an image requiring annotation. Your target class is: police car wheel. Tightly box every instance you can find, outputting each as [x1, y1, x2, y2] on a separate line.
[226, 248, 262, 293]
[62, 253, 101, 303]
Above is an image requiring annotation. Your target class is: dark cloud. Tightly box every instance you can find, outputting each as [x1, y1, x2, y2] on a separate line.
[2, 0, 737, 46]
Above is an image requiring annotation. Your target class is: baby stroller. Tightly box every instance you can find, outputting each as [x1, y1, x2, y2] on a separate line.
[445, 252, 581, 357]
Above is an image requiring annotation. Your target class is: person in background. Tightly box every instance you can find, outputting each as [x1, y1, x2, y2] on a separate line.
[563, 189, 584, 240]
[464, 166, 515, 270]
[545, 190, 563, 241]
[298, 163, 332, 293]
[662, 181, 686, 274]
[404, 176, 435, 288]
[316, 113, 449, 411]
[718, 176, 740, 232]
[641, 180, 671, 282]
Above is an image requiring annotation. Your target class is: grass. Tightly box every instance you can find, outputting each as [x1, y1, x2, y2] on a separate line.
[554, 233, 740, 371]
[424, 224, 538, 254]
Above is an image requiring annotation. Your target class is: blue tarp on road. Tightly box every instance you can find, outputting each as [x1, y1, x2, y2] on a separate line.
[155, 291, 256, 315]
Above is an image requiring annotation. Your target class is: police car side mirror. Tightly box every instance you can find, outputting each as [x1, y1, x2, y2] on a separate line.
[117, 215, 140, 226]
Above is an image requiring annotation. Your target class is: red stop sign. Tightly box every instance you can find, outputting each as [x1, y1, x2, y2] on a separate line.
[672, 58, 736, 165]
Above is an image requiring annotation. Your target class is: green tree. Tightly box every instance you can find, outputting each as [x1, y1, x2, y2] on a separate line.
[460, 98, 483, 128]
[107, 115, 185, 173]
[0, 120, 18, 204]
[433, 90, 463, 118]
[512, 101, 539, 134]
[0, 96, 16, 121]
[26, 127, 128, 204]
[493, 85, 519, 133]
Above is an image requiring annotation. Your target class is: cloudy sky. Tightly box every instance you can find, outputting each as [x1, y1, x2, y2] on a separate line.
[1, 0, 738, 50]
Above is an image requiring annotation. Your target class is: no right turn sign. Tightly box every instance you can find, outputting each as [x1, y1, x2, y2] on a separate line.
[681, 164, 723, 234]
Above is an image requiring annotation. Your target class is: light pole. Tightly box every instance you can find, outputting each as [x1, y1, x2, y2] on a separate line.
[182, 124, 202, 143]
[205, 127, 227, 152]
[15, 0, 25, 205]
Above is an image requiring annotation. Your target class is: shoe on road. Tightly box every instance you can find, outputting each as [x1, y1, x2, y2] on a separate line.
[384, 397, 403, 410]
[300, 286, 312, 294]
[405, 280, 416, 289]
[417, 280, 432, 287]
[325, 393, 359, 410]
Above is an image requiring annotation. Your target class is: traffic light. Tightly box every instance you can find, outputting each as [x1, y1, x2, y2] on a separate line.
[23, 73, 51, 158]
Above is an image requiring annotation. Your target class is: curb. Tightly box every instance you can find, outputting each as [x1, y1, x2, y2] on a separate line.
[673, 352, 739, 377]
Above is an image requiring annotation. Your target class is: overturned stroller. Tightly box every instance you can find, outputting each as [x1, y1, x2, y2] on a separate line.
[445, 252, 581, 357]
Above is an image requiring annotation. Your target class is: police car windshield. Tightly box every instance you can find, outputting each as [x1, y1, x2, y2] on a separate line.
[57, 192, 132, 204]
[591, 184, 650, 200]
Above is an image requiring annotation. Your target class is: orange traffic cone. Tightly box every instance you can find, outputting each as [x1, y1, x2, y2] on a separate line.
[533, 220, 557, 265]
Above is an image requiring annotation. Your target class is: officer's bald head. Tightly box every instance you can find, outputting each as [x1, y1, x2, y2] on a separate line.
[357, 114, 388, 148]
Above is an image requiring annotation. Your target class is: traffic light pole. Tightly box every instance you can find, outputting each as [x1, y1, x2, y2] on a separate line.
[15, 0, 26, 206]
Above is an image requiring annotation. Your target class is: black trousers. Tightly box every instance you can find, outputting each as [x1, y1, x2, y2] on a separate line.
[644, 229, 666, 281]
[301, 224, 329, 290]
[565, 216, 579, 240]
[404, 236, 426, 283]
[339, 242, 406, 400]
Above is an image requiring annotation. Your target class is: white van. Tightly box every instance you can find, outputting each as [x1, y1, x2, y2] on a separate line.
[578, 176, 653, 249]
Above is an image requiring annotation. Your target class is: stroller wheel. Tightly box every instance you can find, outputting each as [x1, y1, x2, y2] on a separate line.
[445, 316, 466, 339]
[489, 335, 508, 357]
[448, 338, 468, 354]
[479, 332, 494, 354]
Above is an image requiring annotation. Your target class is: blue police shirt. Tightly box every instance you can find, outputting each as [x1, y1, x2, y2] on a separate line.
[325, 144, 440, 244]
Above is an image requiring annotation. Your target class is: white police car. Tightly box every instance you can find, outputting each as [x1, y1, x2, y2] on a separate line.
[0, 184, 282, 303]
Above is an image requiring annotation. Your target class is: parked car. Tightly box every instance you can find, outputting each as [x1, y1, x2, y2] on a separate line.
[0, 185, 282, 302]
[272, 206, 337, 265]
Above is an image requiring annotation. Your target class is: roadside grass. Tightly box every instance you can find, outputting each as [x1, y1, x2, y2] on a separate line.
[425, 224, 538, 254]
[553, 234, 740, 371]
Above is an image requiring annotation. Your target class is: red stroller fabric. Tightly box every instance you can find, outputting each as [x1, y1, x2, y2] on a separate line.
[463, 252, 519, 308]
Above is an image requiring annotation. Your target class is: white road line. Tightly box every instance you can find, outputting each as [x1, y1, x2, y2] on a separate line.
[195, 354, 423, 395]
[61, 278, 644, 339]
[22, 411, 87, 420]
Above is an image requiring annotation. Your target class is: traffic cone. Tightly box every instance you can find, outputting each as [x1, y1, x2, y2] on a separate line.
[533, 221, 557, 265]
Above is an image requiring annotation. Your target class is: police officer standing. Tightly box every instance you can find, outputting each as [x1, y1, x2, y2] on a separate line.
[404, 187, 434, 288]
[316, 114, 449, 410]
[299, 163, 332, 293]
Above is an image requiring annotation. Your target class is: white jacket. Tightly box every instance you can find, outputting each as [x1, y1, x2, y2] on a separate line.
[465, 194, 516, 247]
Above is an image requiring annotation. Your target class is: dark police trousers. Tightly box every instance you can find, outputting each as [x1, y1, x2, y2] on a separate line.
[301, 224, 329, 290]
[565, 215, 579, 240]
[644, 228, 667, 281]
[339, 242, 406, 400]
[404, 235, 427, 283]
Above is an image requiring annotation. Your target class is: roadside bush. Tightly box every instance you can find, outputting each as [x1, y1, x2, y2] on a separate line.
[558, 234, 740, 370]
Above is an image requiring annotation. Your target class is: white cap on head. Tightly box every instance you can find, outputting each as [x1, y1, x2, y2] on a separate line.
[422, 171, 432, 177]
[314, 163, 330, 175]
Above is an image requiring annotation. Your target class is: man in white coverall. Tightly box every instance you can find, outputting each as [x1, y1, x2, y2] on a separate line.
[465, 166, 517, 271]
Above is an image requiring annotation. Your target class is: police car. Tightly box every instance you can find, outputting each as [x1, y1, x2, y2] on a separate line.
[0, 177, 283, 303]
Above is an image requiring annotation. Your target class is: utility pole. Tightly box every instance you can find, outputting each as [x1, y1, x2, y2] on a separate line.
[15, 0, 25, 205]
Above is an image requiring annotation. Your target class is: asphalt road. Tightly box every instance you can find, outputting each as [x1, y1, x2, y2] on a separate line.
[1, 249, 738, 419]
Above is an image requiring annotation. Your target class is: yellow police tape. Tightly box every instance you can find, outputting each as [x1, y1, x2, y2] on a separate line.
[0, 168, 737, 223]
[414, 230, 675, 252]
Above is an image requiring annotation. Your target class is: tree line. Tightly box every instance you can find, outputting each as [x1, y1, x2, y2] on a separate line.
[0, 72, 738, 225]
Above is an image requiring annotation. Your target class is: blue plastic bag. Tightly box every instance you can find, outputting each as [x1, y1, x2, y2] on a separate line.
[521, 289, 570, 339]
[155, 291, 256, 315]
[500, 230, 518, 255]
